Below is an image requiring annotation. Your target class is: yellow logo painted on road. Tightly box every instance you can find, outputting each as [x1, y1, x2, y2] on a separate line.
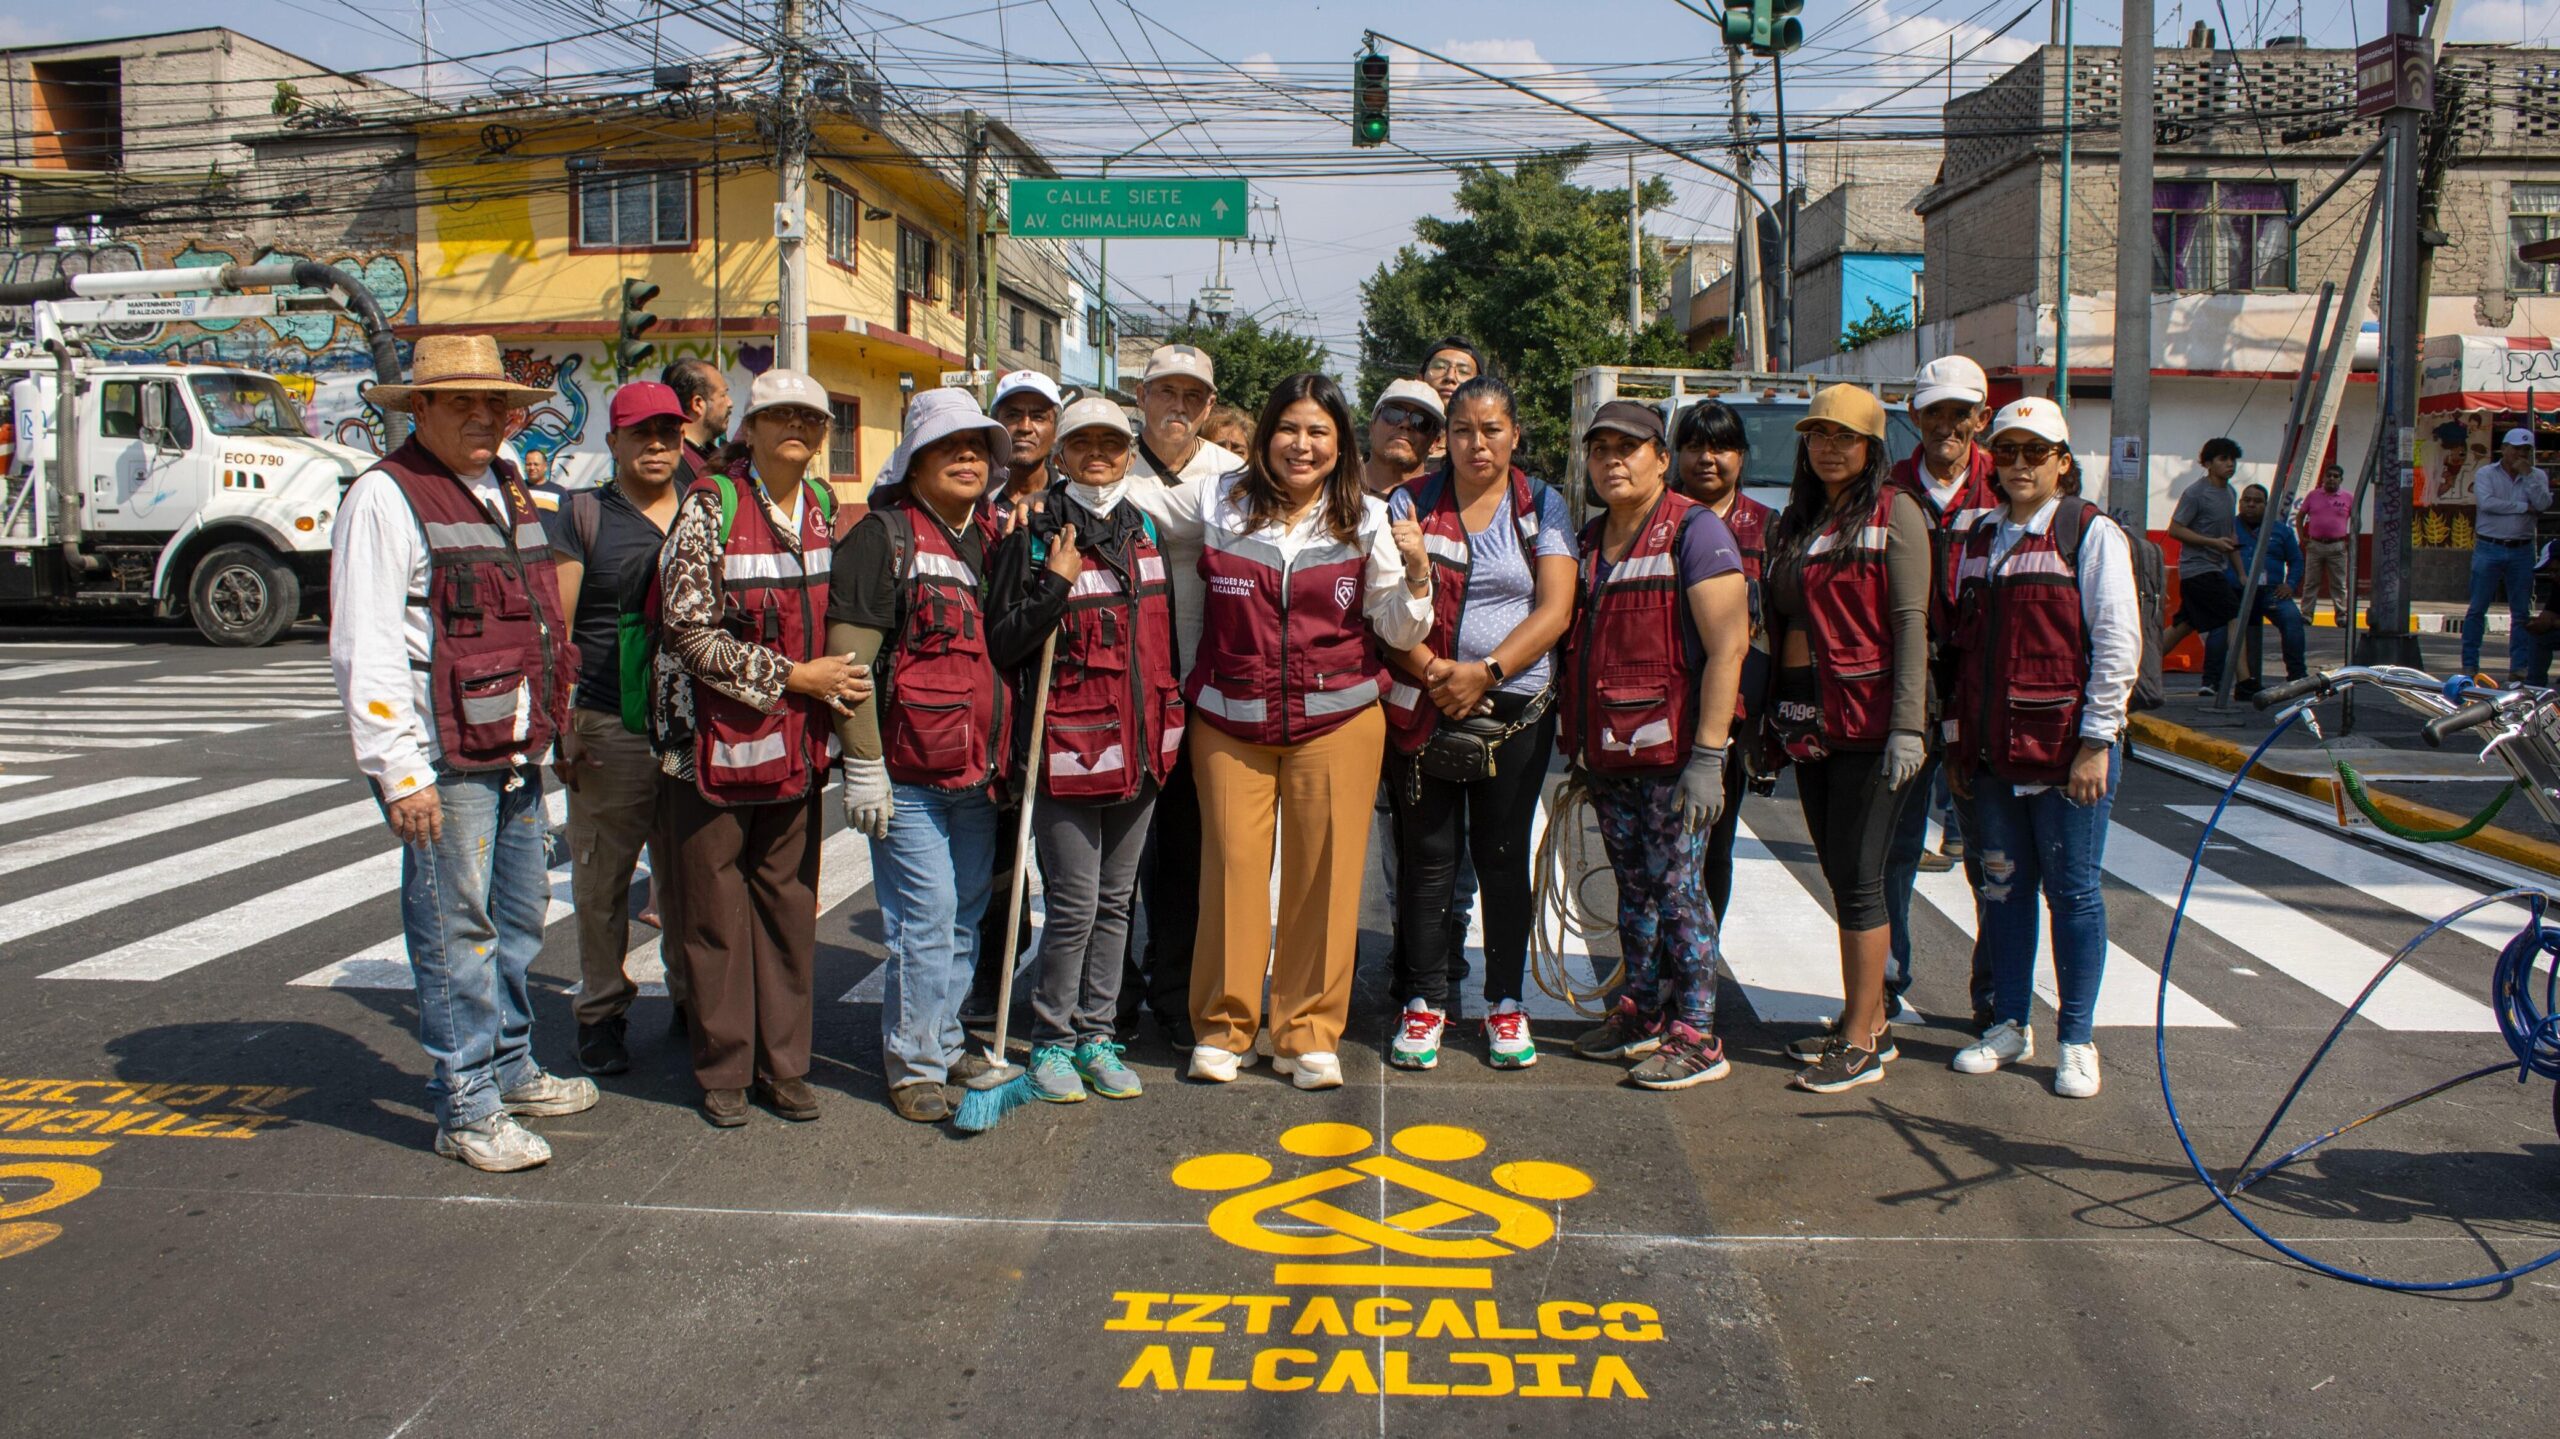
[0, 1077, 306, 1264]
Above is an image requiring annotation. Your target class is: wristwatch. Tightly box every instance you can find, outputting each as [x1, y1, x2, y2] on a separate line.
[1484, 656, 1508, 686]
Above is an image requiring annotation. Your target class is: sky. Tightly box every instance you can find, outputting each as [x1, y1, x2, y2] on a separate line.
[7, 0, 2551, 370]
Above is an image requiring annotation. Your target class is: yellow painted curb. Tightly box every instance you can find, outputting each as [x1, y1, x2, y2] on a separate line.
[2128, 712, 2560, 879]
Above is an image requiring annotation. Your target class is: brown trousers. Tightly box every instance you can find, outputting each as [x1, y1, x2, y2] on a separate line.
[567, 709, 687, 1025]
[669, 783, 821, 1090]
[1190, 706, 1385, 1059]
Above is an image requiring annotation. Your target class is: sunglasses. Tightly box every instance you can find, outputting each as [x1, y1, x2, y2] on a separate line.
[1376, 405, 1440, 434]
[1991, 441, 2060, 465]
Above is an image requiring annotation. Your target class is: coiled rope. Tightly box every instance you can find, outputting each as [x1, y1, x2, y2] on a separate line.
[1527, 773, 1627, 1017]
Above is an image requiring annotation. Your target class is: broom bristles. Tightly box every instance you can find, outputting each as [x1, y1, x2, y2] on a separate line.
[951, 1072, 1038, 1134]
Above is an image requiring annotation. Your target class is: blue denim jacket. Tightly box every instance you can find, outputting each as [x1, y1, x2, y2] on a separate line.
[2234, 517, 2303, 590]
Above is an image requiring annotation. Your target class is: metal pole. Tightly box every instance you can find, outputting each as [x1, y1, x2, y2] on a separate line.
[1728, 44, 1762, 368]
[774, 0, 810, 372]
[961, 109, 983, 374]
[1627, 153, 1643, 336]
[2363, 0, 2426, 666]
[2217, 280, 2333, 710]
[2109, 0, 2154, 525]
[1773, 51, 1794, 369]
[2053, 20, 2074, 417]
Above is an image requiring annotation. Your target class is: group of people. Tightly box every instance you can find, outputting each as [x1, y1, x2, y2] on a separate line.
[332, 332, 2144, 1172]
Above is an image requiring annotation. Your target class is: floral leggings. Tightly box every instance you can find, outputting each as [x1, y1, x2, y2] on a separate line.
[1588, 771, 1720, 1029]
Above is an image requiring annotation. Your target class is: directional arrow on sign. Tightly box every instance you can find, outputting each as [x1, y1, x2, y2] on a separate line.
[1211, 198, 1230, 219]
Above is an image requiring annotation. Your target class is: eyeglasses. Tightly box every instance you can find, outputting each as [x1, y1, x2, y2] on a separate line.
[1991, 441, 2060, 465]
[1801, 426, 1867, 450]
[1421, 357, 1474, 379]
[1376, 405, 1439, 434]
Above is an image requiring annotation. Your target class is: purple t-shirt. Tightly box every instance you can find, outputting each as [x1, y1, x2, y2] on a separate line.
[1588, 505, 1743, 668]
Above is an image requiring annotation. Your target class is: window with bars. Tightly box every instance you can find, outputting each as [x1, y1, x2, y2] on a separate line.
[897, 224, 938, 302]
[827, 398, 860, 479]
[825, 184, 859, 271]
[950, 245, 966, 314]
[1009, 305, 1026, 349]
[1040, 316, 1057, 362]
[575, 170, 692, 250]
[2151, 179, 2292, 293]
[2511, 185, 2560, 295]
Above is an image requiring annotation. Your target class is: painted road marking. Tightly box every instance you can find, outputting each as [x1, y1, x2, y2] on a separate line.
[2166, 803, 2542, 955]
[0, 721, 261, 735]
[2101, 822, 2500, 1031]
[0, 698, 340, 711]
[46, 846, 407, 981]
[0, 733, 213, 749]
[0, 799, 381, 950]
[1720, 820, 1846, 1025]
[0, 777, 168, 828]
[0, 660, 150, 683]
[1906, 857, 2231, 1028]
[0, 779, 335, 879]
[0, 775, 42, 793]
[0, 749, 75, 763]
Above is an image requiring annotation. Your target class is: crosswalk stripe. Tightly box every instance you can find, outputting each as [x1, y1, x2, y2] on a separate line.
[1720, 820, 1847, 1025]
[0, 697, 340, 710]
[0, 775, 42, 793]
[46, 846, 405, 981]
[2167, 803, 2543, 955]
[0, 748, 77, 763]
[0, 800, 381, 949]
[0, 660, 151, 683]
[0, 777, 169, 827]
[0, 779, 338, 879]
[71, 682, 341, 697]
[0, 733, 214, 749]
[0, 721, 260, 735]
[1905, 855, 2231, 1027]
[2100, 822, 2500, 1031]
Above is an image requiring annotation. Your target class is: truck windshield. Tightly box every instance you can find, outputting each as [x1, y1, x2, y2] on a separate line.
[188, 375, 309, 438]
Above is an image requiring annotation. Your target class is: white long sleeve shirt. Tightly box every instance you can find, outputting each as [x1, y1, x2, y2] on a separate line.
[1982, 496, 2141, 749]
[1139, 473, 1433, 661]
[2473, 461, 2552, 543]
[329, 464, 516, 799]
[1125, 439, 1246, 674]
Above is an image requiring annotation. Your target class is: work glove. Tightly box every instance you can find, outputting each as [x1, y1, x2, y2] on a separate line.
[1675, 745, 1727, 833]
[841, 757, 894, 839]
[1880, 731, 1927, 791]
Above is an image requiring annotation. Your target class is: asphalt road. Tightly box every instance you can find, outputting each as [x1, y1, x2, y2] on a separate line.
[4, 619, 2558, 1438]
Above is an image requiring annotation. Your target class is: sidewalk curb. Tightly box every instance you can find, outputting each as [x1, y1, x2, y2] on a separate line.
[2128, 712, 2560, 879]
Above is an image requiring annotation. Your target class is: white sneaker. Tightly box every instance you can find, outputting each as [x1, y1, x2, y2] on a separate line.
[500, 1071, 600, 1118]
[1188, 1043, 1260, 1083]
[1389, 997, 1445, 1070]
[1952, 1019, 2033, 1074]
[2054, 1041, 2101, 1098]
[1274, 1051, 1344, 1090]
[433, 1112, 552, 1172]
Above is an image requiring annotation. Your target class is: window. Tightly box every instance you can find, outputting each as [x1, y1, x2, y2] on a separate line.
[949, 244, 967, 314]
[2152, 180, 2292, 293]
[896, 224, 939, 303]
[30, 59, 120, 171]
[2512, 185, 2560, 296]
[825, 184, 860, 271]
[189, 375, 303, 438]
[827, 398, 860, 480]
[1085, 304, 1107, 350]
[1008, 305, 1026, 349]
[1039, 316, 1057, 362]
[98, 381, 142, 439]
[576, 170, 692, 250]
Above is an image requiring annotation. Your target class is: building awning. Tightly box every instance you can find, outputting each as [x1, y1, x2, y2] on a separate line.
[2420, 334, 2560, 414]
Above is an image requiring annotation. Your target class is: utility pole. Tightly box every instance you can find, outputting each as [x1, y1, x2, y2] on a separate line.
[418, 0, 430, 101]
[1772, 51, 1794, 369]
[1727, 45, 1763, 368]
[1627, 154, 1644, 336]
[2364, 0, 2436, 666]
[2108, 0, 2155, 524]
[774, 0, 810, 371]
[960, 109, 985, 375]
[2053, 8, 2076, 419]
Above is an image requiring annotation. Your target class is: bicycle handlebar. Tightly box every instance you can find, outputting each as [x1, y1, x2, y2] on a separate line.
[2253, 674, 2330, 710]
[2423, 699, 2501, 748]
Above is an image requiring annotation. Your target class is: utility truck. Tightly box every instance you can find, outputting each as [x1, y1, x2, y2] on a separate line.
[0, 262, 405, 646]
[1570, 367, 1924, 517]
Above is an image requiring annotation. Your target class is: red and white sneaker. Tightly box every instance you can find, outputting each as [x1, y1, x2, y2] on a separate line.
[1389, 997, 1446, 1070]
[1483, 1001, 1538, 1069]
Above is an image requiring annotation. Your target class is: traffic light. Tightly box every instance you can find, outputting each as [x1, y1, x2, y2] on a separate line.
[616, 277, 661, 381]
[1352, 50, 1389, 148]
[1723, 0, 1804, 56]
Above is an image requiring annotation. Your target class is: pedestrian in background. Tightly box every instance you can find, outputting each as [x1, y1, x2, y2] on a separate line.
[1671, 398, 1772, 923]
[2233, 482, 2309, 698]
[1564, 401, 1749, 1091]
[1200, 403, 1252, 462]
[2295, 461, 2353, 622]
[2161, 438, 2245, 697]
[550, 381, 690, 1076]
[1765, 384, 1933, 1094]
[657, 369, 863, 1129]
[329, 333, 596, 1171]
[1176, 372, 1434, 1090]
[2463, 428, 2552, 686]
[1417, 337, 1485, 463]
[663, 356, 732, 488]
[1381, 375, 1575, 1071]
[1943, 398, 2138, 1100]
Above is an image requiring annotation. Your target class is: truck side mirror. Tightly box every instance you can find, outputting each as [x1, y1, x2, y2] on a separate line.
[141, 384, 170, 447]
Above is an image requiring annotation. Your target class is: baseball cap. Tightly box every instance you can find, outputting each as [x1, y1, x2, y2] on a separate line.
[1141, 344, 1215, 388]
[1374, 378, 1445, 425]
[992, 370, 1065, 411]
[608, 381, 685, 429]
[742, 368, 831, 421]
[1796, 383, 1888, 441]
[2505, 427, 2537, 448]
[1582, 399, 1667, 448]
[1056, 395, 1133, 442]
[1988, 396, 2071, 446]
[1912, 354, 1988, 411]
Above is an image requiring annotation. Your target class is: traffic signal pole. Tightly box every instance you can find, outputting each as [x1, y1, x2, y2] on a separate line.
[2109, 0, 2154, 527]
[1771, 51, 1793, 369]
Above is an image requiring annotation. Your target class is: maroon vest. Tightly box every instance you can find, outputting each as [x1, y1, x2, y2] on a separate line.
[1890, 443, 2003, 616]
[377, 439, 576, 773]
[688, 470, 837, 804]
[878, 497, 1007, 790]
[1796, 486, 1904, 748]
[1187, 502, 1385, 746]
[1038, 510, 1186, 802]
[1561, 489, 1702, 776]
[1949, 499, 2097, 784]
[1722, 493, 1775, 723]
[1382, 466, 1547, 755]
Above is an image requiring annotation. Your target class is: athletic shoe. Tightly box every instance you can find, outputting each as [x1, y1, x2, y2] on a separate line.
[1627, 1023, 1731, 1090]
[2054, 1041, 2102, 1099]
[1573, 999, 1665, 1061]
[1389, 997, 1446, 1070]
[1028, 1043, 1088, 1103]
[433, 1112, 552, 1171]
[1952, 1019, 2033, 1075]
[499, 1071, 600, 1118]
[1938, 834, 1965, 861]
[2194, 685, 2215, 699]
[1075, 1037, 1144, 1099]
[1786, 1022, 1900, 1065]
[1916, 849, 1956, 873]
[1483, 1002, 1538, 1069]
[1792, 1037, 1886, 1093]
[1275, 1051, 1344, 1090]
[1188, 1043, 1260, 1083]
[577, 1019, 630, 1076]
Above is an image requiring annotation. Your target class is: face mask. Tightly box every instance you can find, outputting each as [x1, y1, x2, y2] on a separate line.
[1071, 477, 1126, 517]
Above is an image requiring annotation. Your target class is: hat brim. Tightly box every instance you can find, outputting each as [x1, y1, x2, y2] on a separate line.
[1911, 386, 1986, 411]
[1581, 418, 1663, 446]
[881, 413, 1012, 488]
[1794, 414, 1886, 439]
[1990, 422, 2071, 447]
[1057, 415, 1133, 442]
[368, 379, 555, 412]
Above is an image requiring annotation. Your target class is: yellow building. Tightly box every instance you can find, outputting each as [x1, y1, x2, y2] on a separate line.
[408, 96, 1049, 493]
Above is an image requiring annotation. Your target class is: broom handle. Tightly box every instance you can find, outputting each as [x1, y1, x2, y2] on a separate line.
[986, 628, 1058, 1061]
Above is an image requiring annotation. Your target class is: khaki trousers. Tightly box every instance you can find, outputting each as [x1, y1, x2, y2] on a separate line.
[1189, 706, 1385, 1059]
[2301, 537, 2350, 620]
[566, 709, 686, 1025]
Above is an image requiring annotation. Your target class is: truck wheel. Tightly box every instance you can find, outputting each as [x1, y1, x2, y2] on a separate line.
[190, 542, 300, 647]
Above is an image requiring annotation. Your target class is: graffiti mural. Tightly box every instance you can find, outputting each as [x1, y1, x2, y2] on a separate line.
[491, 339, 768, 488]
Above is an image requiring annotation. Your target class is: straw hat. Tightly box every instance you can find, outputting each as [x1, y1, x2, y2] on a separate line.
[369, 334, 555, 412]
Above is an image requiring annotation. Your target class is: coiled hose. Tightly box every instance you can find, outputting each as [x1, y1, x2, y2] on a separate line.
[1527, 773, 1627, 1017]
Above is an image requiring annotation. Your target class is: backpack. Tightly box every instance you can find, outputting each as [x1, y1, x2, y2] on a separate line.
[2051, 500, 2168, 714]
[631, 472, 839, 742]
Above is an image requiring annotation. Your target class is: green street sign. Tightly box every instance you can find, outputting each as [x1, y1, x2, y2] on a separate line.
[1007, 178, 1250, 239]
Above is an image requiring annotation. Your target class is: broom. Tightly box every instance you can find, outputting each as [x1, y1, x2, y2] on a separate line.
[953, 628, 1059, 1134]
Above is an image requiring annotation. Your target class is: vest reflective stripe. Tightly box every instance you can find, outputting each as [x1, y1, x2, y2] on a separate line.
[1036, 503, 1185, 804]
[1138, 554, 1167, 584]
[1187, 496, 1384, 747]
[1192, 684, 1269, 724]
[1950, 500, 2095, 784]
[1050, 743, 1127, 778]
[711, 732, 790, 770]
[688, 471, 839, 804]
[1797, 486, 1902, 747]
[1382, 467, 1545, 755]
[1609, 550, 1677, 581]
[420, 519, 508, 552]
[1805, 525, 1890, 556]
[911, 550, 978, 585]
[1068, 568, 1124, 598]
[1304, 676, 1381, 716]
[1560, 488, 1702, 776]
[723, 547, 833, 584]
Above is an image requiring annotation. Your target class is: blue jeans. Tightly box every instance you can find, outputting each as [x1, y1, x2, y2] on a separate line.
[398, 766, 550, 1130]
[2463, 538, 2538, 677]
[1883, 754, 1994, 1016]
[871, 782, 1001, 1089]
[2243, 593, 2308, 682]
[1967, 747, 2120, 1046]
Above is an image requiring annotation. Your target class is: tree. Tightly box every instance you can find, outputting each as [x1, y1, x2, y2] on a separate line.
[1699, 333, 1739, 370]
[1839, 298, 1914, 353]
[1160, 316, 1332, 420]
[1357, 148, 1694, 477]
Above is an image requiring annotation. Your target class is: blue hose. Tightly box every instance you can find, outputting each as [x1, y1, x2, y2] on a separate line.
[2153, 701, 2560, 1291]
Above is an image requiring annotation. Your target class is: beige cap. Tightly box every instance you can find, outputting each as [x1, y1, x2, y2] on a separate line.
[1374, 377, 1445, 424]
[1796, 383, 1888, 441]
[1141, 344, 1215, 388]
[742, 368, 832, 420]
[1056, 395, 1133, 441]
